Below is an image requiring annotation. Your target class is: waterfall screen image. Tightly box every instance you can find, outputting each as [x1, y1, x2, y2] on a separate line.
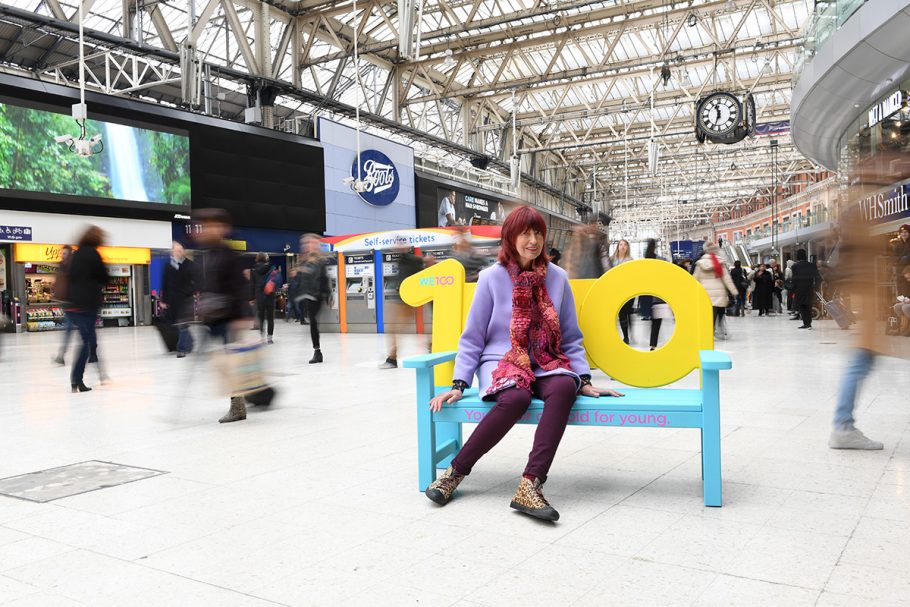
[0, 102, 190, 206]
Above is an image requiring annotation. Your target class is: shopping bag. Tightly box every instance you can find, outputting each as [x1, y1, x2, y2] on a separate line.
[652, 303, 674, 320]
[211, 341, 268, 397]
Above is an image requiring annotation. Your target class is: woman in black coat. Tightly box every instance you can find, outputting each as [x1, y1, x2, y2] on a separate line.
[65, 226, 109, 392]
[751, 264, 774, 316]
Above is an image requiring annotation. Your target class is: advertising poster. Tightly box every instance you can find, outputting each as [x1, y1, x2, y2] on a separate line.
[434, 187, 504, 227]
[0, 101, 190, 206]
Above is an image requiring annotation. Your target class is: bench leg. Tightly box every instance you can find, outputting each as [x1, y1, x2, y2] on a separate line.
[416, 369, 437, 492]
[701, 369, 723, 507]
[699, 429, 704, 480]
[435, 422, 462, 469]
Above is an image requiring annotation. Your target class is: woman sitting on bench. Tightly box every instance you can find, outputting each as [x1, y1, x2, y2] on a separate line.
[424, 205, 621, 521]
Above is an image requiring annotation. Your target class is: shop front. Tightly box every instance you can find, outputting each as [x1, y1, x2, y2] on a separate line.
[11, 243, 151, 332]
[0, 210, 170, 332]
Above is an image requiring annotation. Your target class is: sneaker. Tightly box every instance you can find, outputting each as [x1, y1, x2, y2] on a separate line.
[378, 358, 397, 369]
[510, 477, 559, 521]
[829, 428, 883, 450]
[267, 336, 274, 344]
[425, 466, 465, 505]
[798, 325, 812, 330]
[52, 355, 65, 366]
[176, 352, 187, 358]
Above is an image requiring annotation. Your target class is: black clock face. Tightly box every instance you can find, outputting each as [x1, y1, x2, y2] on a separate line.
[698, 93, 741, 136]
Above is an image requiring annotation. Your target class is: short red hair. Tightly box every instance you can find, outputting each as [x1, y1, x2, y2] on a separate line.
[498, 205, 549, 269]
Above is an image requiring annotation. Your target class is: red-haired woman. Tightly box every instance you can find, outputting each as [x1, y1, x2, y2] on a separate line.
[424, 205, 621, 521]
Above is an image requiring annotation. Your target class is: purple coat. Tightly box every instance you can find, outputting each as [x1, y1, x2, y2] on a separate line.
[453, 262, 591, 397]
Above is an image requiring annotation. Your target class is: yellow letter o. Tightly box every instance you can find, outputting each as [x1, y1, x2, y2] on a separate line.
[579, 259, 715, 387]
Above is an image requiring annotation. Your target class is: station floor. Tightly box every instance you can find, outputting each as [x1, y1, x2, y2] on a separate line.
[0, 313, 907, 607]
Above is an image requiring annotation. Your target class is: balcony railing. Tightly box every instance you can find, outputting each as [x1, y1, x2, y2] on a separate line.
[794, 0, 867, 80]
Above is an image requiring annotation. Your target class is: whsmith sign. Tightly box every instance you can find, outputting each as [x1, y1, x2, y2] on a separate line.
[351, 149, 400, 207]
[858, 182, 910, 224]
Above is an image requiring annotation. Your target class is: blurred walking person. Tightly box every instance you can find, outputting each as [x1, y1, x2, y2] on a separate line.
[693, 243, 737, 340]
[52, 245, 74, 366]
[250, 252, 278, 344]
[379, 242, 426, 369]
[160, 241, 199, 357]
[194, 209, 275, 423]
[298, 234, 332, 364]
[65, 227, 109, 393]
[610, 239, 634, 343]
[562, 223, 606, 279]
[791, 249, 820, 330]
[638, 239, 668, 350]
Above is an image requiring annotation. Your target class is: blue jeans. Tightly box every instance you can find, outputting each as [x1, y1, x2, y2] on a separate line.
[58, 314, 75, 358]
[834, 348, 875, 430]
[69, 311, 98, 385]
[177, 325, 194, 354]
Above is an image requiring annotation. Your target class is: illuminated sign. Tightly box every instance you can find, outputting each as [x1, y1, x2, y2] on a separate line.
[868, 90, 905, 128]
[13, 243, 151, 265]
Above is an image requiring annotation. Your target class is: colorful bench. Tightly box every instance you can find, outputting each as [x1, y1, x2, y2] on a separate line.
[401, 258, 732, 506]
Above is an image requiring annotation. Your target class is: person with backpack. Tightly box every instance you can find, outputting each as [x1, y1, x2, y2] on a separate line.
[693, 244, 737, 340]
[250, 252, 279, 344]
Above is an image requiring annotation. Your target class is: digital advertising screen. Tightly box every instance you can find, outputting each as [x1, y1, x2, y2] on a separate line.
[0, 100, 191, 209]
[433, 187, 503, 227]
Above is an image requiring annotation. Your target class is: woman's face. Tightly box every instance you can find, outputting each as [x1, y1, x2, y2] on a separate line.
[617, 241, 629, 257]
[514, 227, 543, 268]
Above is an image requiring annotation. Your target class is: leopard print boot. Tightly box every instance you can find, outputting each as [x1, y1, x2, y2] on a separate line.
[510, 476, 559, 521]
[425, 466, 465, 505]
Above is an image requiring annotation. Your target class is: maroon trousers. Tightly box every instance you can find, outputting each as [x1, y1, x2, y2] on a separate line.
[451, 374, 578, 483]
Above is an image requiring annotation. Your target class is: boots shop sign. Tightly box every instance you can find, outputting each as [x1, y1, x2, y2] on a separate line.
[351, 150, 400, 207]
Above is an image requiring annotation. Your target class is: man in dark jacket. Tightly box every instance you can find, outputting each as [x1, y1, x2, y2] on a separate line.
[195, 209, 275, 423]
[792, 249, 820, 330]
[249, 252, 277, 343]
[161, 241, 199, 357]
[730, 260, 748, 317]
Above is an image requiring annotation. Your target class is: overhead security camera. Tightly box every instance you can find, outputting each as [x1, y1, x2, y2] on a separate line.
[352, 180, 368, 193]
[54, 134, 74, 144]
[341, 176, 355, 186]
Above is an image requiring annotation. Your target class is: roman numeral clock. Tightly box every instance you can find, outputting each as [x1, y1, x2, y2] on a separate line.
[695, 92, 755, 145]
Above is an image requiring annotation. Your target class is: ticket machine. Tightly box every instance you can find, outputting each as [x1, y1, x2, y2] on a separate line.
[317, 255, 341, 332]
[380, 251, 418, 334]
[342, 252, 377, 333]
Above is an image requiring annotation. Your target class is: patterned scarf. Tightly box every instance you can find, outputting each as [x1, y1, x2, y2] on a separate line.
[489, 262, 572, 394]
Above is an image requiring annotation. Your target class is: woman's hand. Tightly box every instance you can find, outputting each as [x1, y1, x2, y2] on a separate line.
[580, 384, 624, 398]
[430, 390, 463, 413]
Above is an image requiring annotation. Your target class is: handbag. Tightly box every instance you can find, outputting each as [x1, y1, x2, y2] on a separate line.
[197, 292, 232, 323]
[211, 341, 268, 397]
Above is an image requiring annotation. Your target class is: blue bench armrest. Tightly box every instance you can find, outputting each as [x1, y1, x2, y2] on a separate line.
[699, 350, 732, 371]
[403, 351, 458, 369]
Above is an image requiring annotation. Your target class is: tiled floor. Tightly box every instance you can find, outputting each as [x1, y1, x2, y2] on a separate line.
[0, 314, 907, 606]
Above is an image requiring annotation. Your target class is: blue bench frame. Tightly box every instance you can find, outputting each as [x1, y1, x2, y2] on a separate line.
[404, 349, 732, 507]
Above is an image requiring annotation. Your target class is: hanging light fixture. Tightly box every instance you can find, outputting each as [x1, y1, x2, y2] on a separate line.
[442, 48, 456, 68]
